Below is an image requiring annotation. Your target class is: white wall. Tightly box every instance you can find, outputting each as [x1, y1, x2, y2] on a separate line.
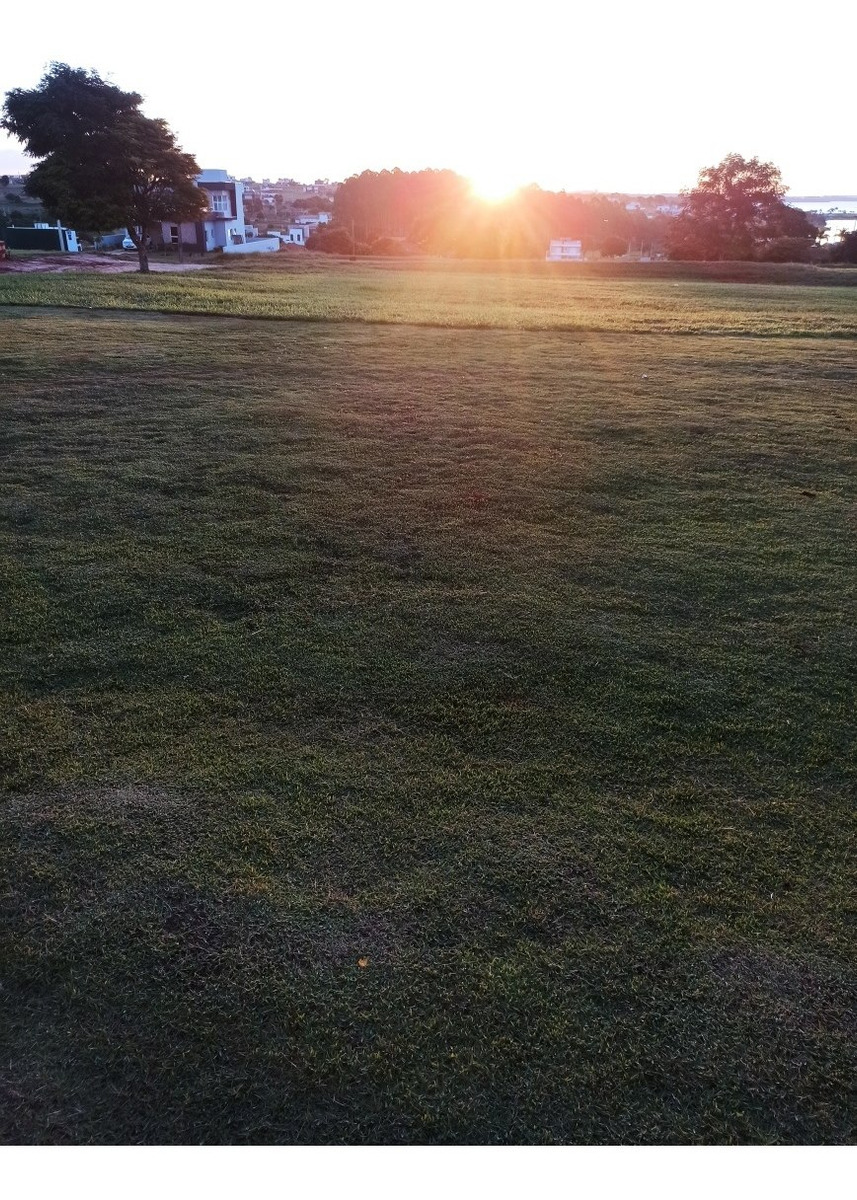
[222, 237, 280, 255]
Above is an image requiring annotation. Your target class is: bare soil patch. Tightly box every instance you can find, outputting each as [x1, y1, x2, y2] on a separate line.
[0, 252, 213, 274]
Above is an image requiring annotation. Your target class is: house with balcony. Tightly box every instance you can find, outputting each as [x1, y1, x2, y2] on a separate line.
[150, 169, 278, 255]
[195, 169, 247, 250]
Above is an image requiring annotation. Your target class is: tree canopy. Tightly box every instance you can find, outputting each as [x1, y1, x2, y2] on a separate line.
[667, 153, 819, 261]
[2, 63, 204, 271]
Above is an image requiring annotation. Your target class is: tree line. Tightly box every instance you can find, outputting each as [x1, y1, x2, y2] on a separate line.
[320, 157, 824, 261]
[322, 169, 668, 258]
[3, 63, 849, 270]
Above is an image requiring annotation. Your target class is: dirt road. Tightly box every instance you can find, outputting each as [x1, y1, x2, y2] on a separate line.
[0, 252, 214, 274]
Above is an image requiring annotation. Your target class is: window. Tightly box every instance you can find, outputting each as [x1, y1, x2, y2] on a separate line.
[208, 191, 230, 214]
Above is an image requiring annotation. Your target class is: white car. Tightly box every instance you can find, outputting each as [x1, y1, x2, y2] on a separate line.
[122, 233, 152, 251]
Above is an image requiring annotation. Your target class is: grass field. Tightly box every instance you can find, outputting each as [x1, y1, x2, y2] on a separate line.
[2, 254, 857, 336]
[1, 261, 855, 1144]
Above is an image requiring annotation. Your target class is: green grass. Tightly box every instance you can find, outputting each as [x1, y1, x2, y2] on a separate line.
[1, 266, 855, 1144]
[2, 254, 857, 335]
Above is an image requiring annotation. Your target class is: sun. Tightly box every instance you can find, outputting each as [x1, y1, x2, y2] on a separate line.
[468, 170, 523, 204]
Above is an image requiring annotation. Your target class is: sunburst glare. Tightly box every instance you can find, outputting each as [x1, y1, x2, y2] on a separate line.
[468, 170, 523, 204]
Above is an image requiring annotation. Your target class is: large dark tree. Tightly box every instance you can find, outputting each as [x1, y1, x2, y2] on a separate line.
[2, 64, 204, 272]
[667, 153, 818, 261]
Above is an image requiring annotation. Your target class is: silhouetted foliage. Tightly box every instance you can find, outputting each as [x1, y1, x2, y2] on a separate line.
[334, 168, 470, 248]
[368, 236, 410, 256]
[305, 226, 360, 255]
[667, 153, 818, 262]
[829, 229, 857, 264]
[757, 236, 814, 263]
[600, 235, 629, 258]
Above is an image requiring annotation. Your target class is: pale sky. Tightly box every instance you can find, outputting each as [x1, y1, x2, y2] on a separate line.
[2, 0, 855, 196]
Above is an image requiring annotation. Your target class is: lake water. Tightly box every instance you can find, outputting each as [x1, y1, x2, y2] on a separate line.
[787, 198, 857, 213]
[786, 200, 857, 243]
[821, 218, 857, 242]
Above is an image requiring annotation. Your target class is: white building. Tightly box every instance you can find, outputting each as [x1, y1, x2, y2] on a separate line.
[271, 225, 312, 246]
[195, 169, 247, 250]
[294, 212, 332, 233]
[546, 238, 583, 261]
[152, 170, 278, 254]
[269, 215, 334, 247]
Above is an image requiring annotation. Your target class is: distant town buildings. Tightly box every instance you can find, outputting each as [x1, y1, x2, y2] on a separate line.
[240, 178, 339, 207]
[623, 195, 683, 216]
[268, 213, 333, 247]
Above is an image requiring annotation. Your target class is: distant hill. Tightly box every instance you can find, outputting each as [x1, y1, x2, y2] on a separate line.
[787, 195, 857, 202]
[1, 174, 48, 226]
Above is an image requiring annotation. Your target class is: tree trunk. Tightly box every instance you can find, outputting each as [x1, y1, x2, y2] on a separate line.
[129, 224, 150, 273]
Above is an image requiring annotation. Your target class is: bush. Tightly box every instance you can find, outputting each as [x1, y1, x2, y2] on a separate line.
[666, 234, 709, 261]
[367, 236, 410, 256]
[306, 226, 358, 254]
[757, 237, 814, 263]
[600, 235, 628, 259]
[829, 230, 857, 264]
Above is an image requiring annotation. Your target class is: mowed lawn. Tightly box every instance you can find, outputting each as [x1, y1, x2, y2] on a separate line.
[2, 255, 857, 335]
[1, 266, 855, 1144]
